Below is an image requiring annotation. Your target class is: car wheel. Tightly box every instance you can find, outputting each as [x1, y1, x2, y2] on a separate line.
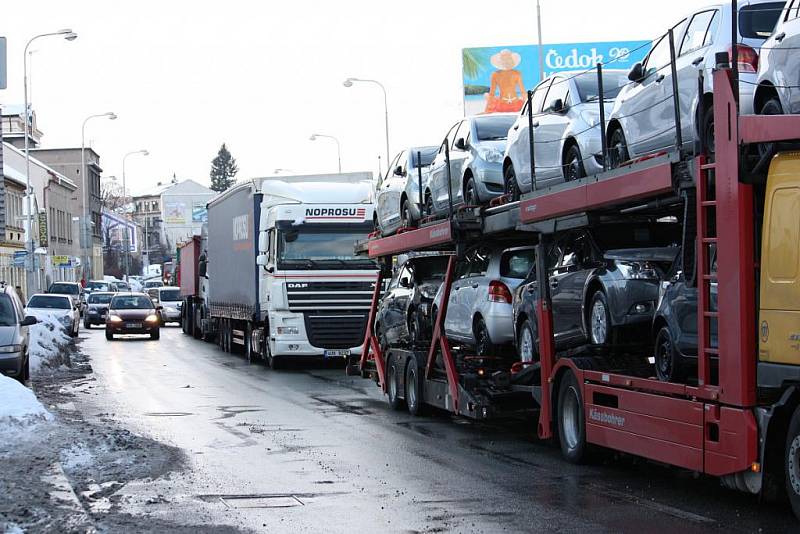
[518, 319, 538, 363]
[654, 326, 686, 383]
[405, 355, 424, 416]
[106, 329, 114, 341]
[785, 405, 800, 519]
[423, 191, 434, 218]
[757, 96, 783, 164]
[558, 370, 588, 463]
[563, 144, 586, 182]
[701, 105, 715, 158]
[400, 199, 414, 228]
[386, 356, 405, 411]
[16, 352, 29, 385]
[504, 165, 520, 201]
[373, 213, 380, 234]
[474, 317, 495, 357]
[151, 328, 160, 340]
[588, 291, 612, 345]
[464, 176, 479, 206]
[608, 126, 629, 169]
[84, 320, 91, 330]
[267, 353, 282, 370]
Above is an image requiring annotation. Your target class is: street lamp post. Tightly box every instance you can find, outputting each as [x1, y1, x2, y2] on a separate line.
[343, 77, 390, 170]
[81, 112, 117, 282]
[122, 150, 149, 279]
[309, 134, 342, 173]
[23, 29, 77, 295]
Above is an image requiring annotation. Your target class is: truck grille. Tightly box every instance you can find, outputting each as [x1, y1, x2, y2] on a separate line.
[286, 280, 375, 312]
[304, 312, 368, 349]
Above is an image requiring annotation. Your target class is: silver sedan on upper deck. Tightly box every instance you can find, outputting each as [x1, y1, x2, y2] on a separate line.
[374, 146, 438, 236]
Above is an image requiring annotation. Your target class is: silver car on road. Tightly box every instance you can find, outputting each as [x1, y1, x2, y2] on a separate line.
[606, 0, 784, 167]
[374, 146, 438, 236]
[426, 114, 517, 216]
[755, 1, 800, 115]
[431, 244, 536, 356]
[503, 69, 629, 198]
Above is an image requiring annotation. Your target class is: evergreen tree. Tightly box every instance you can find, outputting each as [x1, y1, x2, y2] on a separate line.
[209, 143, 239, 192]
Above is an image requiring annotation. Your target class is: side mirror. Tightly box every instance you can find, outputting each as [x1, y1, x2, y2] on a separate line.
[628, 62, 644, 83]
[399, 277, 411, 288]
[393, 165, 405, 177]
[157, 305, 164, 310]
[455, 138, 467, 151]
[20, 316, 37, 326]
[551, 98, 565, 113]
[198, 260, 207, 277]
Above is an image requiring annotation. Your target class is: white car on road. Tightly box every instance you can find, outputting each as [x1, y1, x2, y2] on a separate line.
[155, 287, 182, 324]
[755, 1, 800, 115]
[26, 294, 80, 337]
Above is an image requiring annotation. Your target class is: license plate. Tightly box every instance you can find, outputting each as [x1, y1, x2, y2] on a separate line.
[126, 322, 142, 329]
[324, 349, 350, 358]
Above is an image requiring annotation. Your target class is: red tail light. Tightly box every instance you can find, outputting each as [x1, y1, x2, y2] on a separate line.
[488, 281, 512, 304]
[728, 44, 758, 73]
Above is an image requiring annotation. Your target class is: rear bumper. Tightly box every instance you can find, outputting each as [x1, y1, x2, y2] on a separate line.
[483, 303, 515, 345]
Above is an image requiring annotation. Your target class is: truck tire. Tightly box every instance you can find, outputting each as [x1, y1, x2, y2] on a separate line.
[557, 370, 588, 464]
[386, 355, 405, 411]
[405, 354, 424, 416]
[785, 404, 800, 518]
[244, 323, 254, 363]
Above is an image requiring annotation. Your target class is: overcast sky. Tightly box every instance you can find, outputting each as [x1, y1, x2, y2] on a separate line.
[2, 0, 702, 194]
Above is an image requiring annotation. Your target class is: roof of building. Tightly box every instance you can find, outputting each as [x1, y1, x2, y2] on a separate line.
[2, 142, 78, 190]
[133, 179, 214, 199]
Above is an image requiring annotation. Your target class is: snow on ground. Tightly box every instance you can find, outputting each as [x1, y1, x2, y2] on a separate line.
[27, 312, 73, 372]
[0, 373, 53, 429]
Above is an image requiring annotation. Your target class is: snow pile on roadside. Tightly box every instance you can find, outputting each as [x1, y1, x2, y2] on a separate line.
[28, 312, 73, 372]
[0, 374, 53, 429]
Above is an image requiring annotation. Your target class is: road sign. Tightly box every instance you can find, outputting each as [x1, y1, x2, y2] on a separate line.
[51, 255, 71, 267]
[12, 250, 27, 267]
[0, 37, 6, 90]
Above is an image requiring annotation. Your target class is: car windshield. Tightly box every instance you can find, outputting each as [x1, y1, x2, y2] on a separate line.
[48, 283, 79, 295]
[28, 295, 71, 310]
[412, 257, 450, 282]
[501, 249, 537, 279]
[410, 147, 438, 168]
[160, 289, 180, 302]
[575, 71, 630, 102]
[111, 296, 153, 310]
[88, 293, 113, 304]
[87, 282, 110, 292]
[278, 224, 377, 269]
[738, 3, 783, 39]
[474, 115, 516, 141]
[0, 295, 17, 326]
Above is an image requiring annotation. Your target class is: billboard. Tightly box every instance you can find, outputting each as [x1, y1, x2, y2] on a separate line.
[164, 201, 187, 224]
[192, 203, 208, 223]
[462, 40, 650, 115]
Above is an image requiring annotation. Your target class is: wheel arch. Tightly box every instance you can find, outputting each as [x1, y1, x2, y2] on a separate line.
[695, 91, 714, 138]
[754, 81, 779, 115]
[561, 136, 579, 166]
[582, 277, 606, 335]
[761, 386, 800, 502]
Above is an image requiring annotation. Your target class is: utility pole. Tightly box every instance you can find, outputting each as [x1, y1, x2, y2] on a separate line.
[537, 0, 545, 82]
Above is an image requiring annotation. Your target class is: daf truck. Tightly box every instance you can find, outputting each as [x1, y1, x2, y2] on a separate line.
[184, 172, 378, 368]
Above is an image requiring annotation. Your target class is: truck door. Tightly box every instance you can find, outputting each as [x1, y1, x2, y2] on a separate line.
[759, 153, 800, 366]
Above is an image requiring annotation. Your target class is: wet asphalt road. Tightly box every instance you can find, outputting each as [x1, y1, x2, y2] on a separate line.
[76, 326, 798, 533]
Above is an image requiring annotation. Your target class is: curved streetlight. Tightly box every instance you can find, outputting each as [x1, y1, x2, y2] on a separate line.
[309, 134, 342, 173]
[122, 150, 149, 279]
[80, 112, 117, 279]
[22, 29, 77, 292]
[343, 77, 390, 170]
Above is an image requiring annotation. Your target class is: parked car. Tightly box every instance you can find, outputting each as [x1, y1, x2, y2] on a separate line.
[105, 293, 161, 340]
[755, 1, 800, 115]
[0, 285, 37, 384]
[606, 1, 785, 167]
[432, 244, 536, 356]
[503, 69, 629, 197]
[512, 224, 680, 362]
[26, 293, 80, 338]
[652, 248, 718, 382]
[375, 254, 450, 348]
[426, 114, 517, 215]
[155, 286, 182, 325]
[144, 279, 164, 289]
[375, 146, 439, 236]
[84, 291, 114, 329]
[85, 280, 112, 294]
[47, 281, 84, 314]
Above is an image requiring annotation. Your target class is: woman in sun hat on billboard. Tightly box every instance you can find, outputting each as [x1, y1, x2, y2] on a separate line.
[484, 49, 526, 113]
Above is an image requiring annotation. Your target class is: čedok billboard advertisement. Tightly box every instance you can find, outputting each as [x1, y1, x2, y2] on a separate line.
[462, 40, 650, 116]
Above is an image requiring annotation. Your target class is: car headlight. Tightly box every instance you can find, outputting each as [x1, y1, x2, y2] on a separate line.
[621, 261, 659, 280]
[145, 315, 159, 323]
[59, 316, 72, 325]
[108, 315, 123, 322]
[0, 344, 22, 353]
[476, 146, 504, 163]
[277, 326, 299, 335]
[419, 286, 439, 299]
